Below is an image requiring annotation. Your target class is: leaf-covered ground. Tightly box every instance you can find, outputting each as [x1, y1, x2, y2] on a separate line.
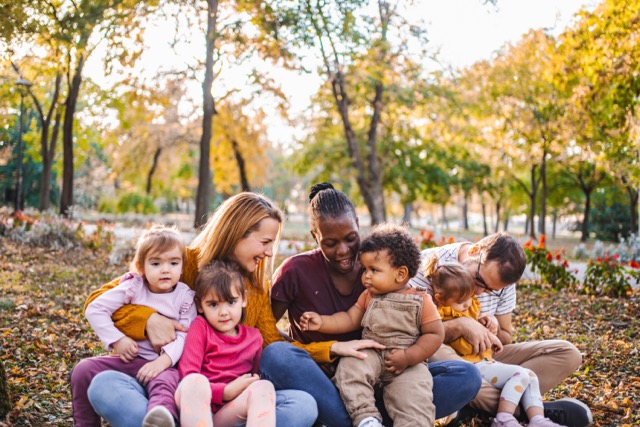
[0, 240, 638, 426]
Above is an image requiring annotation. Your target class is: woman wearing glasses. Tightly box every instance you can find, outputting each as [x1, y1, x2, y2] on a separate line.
[409, 232, 592, 427]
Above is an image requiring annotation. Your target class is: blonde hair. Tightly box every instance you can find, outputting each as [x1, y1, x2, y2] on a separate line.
[130, 225, 186, 274]
[423, 253, 475, 303]
[190, 192, 284, 291]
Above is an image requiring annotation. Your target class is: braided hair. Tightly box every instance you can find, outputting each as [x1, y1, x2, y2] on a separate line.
[308, 182, 357, 235]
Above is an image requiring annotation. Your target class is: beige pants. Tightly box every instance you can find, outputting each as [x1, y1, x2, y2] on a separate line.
[334, 348, 435, 427]
[431, 340, 582, 415]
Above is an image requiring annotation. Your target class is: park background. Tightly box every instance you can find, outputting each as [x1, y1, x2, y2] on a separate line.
[1, 0, 639, 425]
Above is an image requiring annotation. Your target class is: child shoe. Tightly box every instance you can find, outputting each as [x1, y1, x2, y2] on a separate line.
[491, 413, 523, 427]
[357, 416, 385, 427]
[142, 406, 175, 427]
[528, 415, 567, 427]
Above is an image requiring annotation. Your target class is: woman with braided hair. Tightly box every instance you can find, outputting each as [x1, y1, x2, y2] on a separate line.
[265, 182, 482, 426]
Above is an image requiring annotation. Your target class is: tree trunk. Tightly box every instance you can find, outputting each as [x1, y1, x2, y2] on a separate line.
[539, 149, 547, 235]
[624, 184, 638, 235]
[494, 200, 501, 233]
[194, 0, 219, 229]
[39, 111, 60, 211]
[402, 203, 411, 227]
[0, 359, 10, 418]
[481, 201, 488, 236]
[60, 56, 85, 218]
[319, 4, 388, 225]
[552, 207, 558, 240]
[146, 148, 161, 195]
[529, 166, 538, 239]
[38, 75, 62, 211]
[231, 139, 250, 192]
[503, 214, 509, 232]
[462, 195, 469, 230]
[441, 204, 449, 230]
[11, 62, 61, 212]
[581, 190, 591, 242]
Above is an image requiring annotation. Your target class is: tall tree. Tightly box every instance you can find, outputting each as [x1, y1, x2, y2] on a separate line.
[272, 0, 432, 224]
[7, 0, 158, 216]
[10, 60, 62, 211]
[560, 0, 640, 236]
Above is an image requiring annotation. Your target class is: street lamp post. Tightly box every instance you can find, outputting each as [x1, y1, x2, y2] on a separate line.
[15, 77, 32, 213]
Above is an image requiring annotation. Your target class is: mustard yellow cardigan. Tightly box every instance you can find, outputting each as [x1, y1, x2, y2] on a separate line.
[85, 247, 335, 363]
[437, 296, 493, 363]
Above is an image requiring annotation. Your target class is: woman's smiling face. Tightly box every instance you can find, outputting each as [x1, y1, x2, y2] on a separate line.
[231, 217, 280, 273]
[314, 213, 360, 275]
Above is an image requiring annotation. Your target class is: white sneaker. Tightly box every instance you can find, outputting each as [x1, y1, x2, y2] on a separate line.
[357, 416, 384, 427]
[142, 406, 175, 427]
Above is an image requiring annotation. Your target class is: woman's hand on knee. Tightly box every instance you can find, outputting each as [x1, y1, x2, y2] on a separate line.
[330, 339, 385, 359]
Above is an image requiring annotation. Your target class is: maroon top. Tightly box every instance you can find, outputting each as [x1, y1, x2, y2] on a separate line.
[271, 249, 365, 344]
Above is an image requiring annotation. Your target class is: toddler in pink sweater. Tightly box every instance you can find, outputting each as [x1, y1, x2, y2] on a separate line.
[176, 259, 276, 427]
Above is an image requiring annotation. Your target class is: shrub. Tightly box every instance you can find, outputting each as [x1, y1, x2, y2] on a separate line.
[582, 255, 640, 298]
[523, 234, 577, 290]
[115, 193, 158, 214]
[417, 229, 455, 250]
[0, 209, 114, 251]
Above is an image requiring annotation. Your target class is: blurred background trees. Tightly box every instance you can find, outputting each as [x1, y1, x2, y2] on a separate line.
[1, 0, 639, 241]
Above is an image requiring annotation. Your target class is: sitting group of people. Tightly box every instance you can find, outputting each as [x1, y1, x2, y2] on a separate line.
[70, 183, 593, 427]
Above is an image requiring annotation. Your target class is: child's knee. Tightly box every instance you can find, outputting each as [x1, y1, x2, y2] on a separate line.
[250, 380, 276, 397]
[70, 358, 96, 386]
[179, 373, 212, 398]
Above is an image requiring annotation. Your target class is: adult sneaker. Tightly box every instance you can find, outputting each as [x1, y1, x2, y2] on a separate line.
[142, 406, 175, 427]
[543, 398, 592, 427]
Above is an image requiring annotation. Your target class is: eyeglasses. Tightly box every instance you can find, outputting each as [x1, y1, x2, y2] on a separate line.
[475, 253, 504, 297]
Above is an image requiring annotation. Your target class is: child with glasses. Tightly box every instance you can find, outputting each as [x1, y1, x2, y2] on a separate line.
[424, 253, 567, 427]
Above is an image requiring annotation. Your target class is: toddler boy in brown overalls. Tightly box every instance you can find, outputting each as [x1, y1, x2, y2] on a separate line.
[300, 223, 444, 427]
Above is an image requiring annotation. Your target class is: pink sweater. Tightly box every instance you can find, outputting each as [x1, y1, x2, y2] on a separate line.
[178, 315, 263, 412]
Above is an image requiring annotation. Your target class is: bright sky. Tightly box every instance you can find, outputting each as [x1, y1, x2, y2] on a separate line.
[86, 0, 598, 144]
[414, 0, 596, 69]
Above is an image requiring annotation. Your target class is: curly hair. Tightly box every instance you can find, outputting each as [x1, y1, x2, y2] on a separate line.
[359, 223, 421, 277]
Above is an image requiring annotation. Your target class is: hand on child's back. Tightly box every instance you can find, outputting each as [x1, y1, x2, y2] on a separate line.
[112, 336, 138, 363]
[223, 373, 261, 402]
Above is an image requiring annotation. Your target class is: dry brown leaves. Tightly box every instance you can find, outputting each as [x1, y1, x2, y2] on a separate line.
[1, 239, 122, 426]
[0, 240, 638, 426]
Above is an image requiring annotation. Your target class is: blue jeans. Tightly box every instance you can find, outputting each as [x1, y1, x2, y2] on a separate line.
[260, 342, 481, 427]
[87, 370, 318, 427]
